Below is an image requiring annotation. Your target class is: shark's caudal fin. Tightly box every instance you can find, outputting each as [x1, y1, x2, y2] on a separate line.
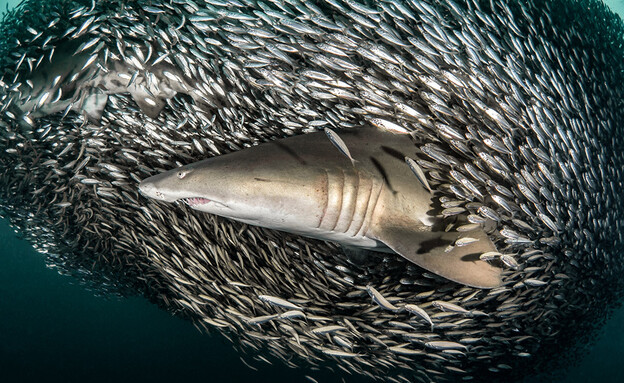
[374, 227, 503, 288]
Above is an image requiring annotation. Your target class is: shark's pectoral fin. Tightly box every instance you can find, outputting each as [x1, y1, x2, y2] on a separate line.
[373, 227, 503, 289]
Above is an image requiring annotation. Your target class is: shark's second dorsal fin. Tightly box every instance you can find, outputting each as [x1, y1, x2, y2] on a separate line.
[374, 227, 503, 288]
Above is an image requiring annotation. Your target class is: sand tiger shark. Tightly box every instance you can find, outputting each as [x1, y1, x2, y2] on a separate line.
[139, 127, 502, 288]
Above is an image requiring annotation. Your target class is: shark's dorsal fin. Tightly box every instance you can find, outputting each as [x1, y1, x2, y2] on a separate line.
[373, 226, 503, 288]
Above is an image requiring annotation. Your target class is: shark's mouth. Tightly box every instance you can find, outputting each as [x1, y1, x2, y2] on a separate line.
[182, 197, 211, 207]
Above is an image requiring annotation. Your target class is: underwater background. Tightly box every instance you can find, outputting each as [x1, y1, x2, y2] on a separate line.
[0, 0, 623, 382]
[2, 219, 623, 383]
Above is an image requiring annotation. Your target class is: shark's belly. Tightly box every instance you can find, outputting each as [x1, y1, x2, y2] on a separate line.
[305, 228, 385, 250]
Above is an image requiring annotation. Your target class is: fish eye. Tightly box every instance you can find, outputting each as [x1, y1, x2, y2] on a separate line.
[177, 170, 189, 179]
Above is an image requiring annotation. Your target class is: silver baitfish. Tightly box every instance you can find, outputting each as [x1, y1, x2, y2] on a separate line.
[0, 0, 623, 382]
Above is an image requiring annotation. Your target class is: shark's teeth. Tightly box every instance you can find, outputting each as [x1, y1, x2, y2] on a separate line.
[183, 197, 211, 207]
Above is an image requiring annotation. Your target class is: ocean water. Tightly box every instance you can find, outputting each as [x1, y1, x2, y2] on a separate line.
[1, 0, 623, 382]
[1, 221, 624, 383]
[0, 219, 351, 383]
[1, 215, 623, 383]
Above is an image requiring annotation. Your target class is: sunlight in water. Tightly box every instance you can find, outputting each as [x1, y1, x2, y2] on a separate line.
[603, 0, 624, 17]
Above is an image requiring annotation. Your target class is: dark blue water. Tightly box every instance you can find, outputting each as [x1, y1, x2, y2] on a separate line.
[0, 219, 345, 383]
[1, 218, 623, 383]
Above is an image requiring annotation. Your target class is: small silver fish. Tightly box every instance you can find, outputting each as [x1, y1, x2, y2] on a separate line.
[311, 325, 347, 334]
[405, 156, 432, 193]
[404, 303, 434, 329]
[432, 300, 471, 315]
[455, 237, 479, 247]
[366, 285, 401, 312]
[480, 251, 502, 261]
[324, 128, 356, 165]
[258, 295, 303, 311]
[425, 341, 468, 351]
[247, 314, 279, 325]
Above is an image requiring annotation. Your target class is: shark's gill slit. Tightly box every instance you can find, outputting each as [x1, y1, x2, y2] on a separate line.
[343, 169, 362, 237]
[349, 170, 372, 238]
[335, 168, 357, 234]
[329, 168, 345, 232]
[357, 176, 383, 239]
[322, 168, 344, 233]
[315, 169, 330, 230]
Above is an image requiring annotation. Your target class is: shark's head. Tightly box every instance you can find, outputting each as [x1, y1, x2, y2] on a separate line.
[138, 143, 329, 231]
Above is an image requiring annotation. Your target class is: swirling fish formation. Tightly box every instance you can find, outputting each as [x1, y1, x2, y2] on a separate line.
[0, 0, 623, 382]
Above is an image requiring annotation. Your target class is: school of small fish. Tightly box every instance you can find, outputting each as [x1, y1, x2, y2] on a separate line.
[0, 0, 623, 382]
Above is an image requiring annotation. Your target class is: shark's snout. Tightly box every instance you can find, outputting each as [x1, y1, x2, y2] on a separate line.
[138, 179, 164, 200]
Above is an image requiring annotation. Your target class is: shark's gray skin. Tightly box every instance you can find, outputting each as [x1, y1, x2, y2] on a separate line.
[139, 127, 503, 288]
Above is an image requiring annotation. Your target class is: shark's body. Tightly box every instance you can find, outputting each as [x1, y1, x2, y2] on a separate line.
[139, 128, 502, 288]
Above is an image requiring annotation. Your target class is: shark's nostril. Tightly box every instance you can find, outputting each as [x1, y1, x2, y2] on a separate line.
[138, 181, 156, 198]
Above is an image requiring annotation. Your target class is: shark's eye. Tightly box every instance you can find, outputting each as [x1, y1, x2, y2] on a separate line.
[177, 170, 189, 179]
